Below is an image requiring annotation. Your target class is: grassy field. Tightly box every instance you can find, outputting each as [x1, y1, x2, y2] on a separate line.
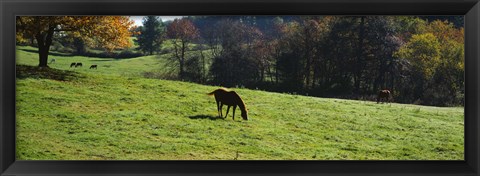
[16, 46, 464, 160]
[17, 46, 174, 77]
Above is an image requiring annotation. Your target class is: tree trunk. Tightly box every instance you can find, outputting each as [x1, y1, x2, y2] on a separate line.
[179, 61, 184, 80]
[200, 49, 206, 83]
[304, 45, 312, 89]
[38, 43, 49, 67]
[179, 40, 187, 80]
[355, 16, 365, 93]
[36, 26, 55, 67]
[74, 38, 86, 55]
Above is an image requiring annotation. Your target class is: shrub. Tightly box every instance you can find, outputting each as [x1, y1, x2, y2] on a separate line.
[116, 50, 144, 59]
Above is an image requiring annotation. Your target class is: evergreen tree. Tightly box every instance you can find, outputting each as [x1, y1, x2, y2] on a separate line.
[136, 16, 164, 55]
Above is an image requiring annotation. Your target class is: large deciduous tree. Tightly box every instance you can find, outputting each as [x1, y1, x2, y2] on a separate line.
[395, 20, 464, 106]
[166, 18, 199, 79]
[16, 16, 134, 67]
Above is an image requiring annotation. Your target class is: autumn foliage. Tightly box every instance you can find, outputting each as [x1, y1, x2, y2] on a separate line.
[16, 16, 134, 67]
[15, 16, 465, 106]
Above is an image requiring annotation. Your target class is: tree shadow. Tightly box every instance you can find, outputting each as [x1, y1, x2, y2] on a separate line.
[16, 65, 82, 81]
[89, 59, 118, 62]
[188, 114, 223, 121]
[18, 48, 73, 57]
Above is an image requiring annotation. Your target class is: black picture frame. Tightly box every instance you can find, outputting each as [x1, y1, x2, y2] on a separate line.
[1, 0, 479, 175]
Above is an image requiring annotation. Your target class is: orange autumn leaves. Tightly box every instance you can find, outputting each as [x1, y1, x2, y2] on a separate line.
[16, 16, 134, 52]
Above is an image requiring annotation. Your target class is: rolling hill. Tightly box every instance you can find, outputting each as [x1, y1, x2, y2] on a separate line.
[15, 46, 464, 160]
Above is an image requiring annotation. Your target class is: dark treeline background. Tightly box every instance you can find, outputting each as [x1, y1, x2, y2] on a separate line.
[33, 16, 464, 107]
[150, 16, 463, 107]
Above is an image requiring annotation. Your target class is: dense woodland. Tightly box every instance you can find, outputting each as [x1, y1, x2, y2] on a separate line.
[16, 16, 465, 106]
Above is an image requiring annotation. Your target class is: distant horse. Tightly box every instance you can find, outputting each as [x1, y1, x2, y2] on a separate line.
[89, 65, 97, 69]
[70, 62, 76, 68]
[207, 88, 248, 120]
[49, 58, 55, 64]
[377, 89, 392, 103]
[75, 63, 83, 67]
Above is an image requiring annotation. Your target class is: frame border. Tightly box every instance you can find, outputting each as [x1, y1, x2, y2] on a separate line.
[1, 0, 479, 175]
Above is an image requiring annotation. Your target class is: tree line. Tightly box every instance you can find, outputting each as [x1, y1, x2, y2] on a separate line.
[16, 16, 464, 106]
[134, 16, 463, 107]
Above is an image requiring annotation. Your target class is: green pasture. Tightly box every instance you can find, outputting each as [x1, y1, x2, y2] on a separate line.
[15, 46, 464, 160]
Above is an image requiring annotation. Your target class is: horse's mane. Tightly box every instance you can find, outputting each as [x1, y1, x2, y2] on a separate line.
[231, 90, 247, 112]
[207, 88, 229, 95]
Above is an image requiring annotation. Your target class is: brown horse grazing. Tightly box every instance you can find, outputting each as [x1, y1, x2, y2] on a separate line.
[207, 88, 248, 120]
[377, 89, 392, 103]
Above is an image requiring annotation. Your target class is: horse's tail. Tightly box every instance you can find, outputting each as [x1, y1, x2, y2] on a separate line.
[207, 90, 216, 96]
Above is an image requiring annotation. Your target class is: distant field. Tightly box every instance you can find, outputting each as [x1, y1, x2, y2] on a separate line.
[16, 46, 464, 160]
[17, 46, 173, 78]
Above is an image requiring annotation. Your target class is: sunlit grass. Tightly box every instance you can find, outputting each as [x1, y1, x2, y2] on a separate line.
[15, 46, 464, 160]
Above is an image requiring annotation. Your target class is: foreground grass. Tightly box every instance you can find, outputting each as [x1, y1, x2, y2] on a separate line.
[16, 46, 464, 160]
[16, 67, 463, 160]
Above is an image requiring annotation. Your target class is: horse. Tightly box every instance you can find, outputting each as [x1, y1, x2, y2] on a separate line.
[49, 58, 55, 64]
[70, 62, 76, 68]
[207, 88, 248, 120]
[75, 63, 83, 67]
[377, 89, 392, 103]
[89, 65, 97, 69]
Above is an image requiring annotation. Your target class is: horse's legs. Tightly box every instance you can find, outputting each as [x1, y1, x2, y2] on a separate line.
[216, 100, 221, 117]
[232, 105, 237, 120]
[220, 103, 224, 118]
[225, 106, 231, 119]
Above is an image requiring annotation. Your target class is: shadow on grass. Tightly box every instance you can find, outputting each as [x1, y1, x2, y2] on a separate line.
[18, 48, 142, 59]
[16, 65, 82, 81]
[18, 48, 73, 57]
[188, 114, 223, 121]
[89, 59, 118, 62]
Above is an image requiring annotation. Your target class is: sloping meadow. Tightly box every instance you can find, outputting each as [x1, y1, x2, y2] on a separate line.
[15, 47, 463, 160]
[16, 71, 463, 160]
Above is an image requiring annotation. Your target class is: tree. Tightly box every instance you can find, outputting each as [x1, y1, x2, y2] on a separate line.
[207, 19, 263, 87]
[418, 20, 464, 106]
[135, 16, 165, 55]
[272, 17, 334, 92]
[395, 33, 441, 79]
[16, 16, 134, 67]
[167, 18, 200, 79]
[394, 33, 442, 104]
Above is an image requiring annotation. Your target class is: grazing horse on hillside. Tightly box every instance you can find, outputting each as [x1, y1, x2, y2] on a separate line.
[75, 63, 83, 67]
[377, 89, 392, 103]
[49, 58, 55, 64]
[90, 64, 97, 69]
[70, 62, 76, 68]
[207, 88, 248, 120]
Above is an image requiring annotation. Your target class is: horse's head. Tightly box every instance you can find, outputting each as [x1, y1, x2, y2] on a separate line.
[241, 111, 248, 120]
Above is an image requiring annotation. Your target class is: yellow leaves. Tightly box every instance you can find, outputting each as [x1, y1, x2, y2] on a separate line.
[77, 16, 133, 51]
[395, 18, 464, 80]
[16, 32, 28, 44]
[424, 20, 464, 44]
[17, 16, 134, 52]
[395, 33, 441, 79]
